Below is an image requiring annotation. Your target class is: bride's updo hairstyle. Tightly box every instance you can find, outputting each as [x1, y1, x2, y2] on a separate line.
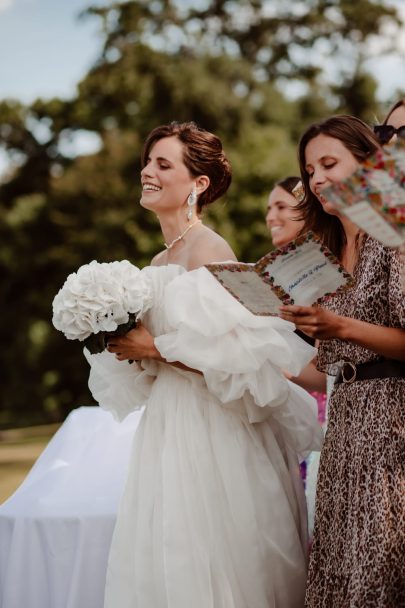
[141, 121, 232, 212]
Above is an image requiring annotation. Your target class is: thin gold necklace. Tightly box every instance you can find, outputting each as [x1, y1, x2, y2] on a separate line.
[164, 219, 201, 250]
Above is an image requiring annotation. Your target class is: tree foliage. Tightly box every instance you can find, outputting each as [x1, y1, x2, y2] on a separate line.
[0, 0, 402, 427]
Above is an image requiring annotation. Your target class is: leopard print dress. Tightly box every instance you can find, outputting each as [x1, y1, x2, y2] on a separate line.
[305, 236, 405, 608]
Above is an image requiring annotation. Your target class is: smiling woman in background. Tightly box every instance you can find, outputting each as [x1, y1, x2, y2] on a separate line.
[266, 176, 328, 539]
[266, 176, 305, 247]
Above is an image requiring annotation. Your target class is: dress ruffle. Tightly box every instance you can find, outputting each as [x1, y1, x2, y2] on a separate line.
[155, 267, 322, 458]
[84, 266, 322, 458]
[84, 348, 156, 422]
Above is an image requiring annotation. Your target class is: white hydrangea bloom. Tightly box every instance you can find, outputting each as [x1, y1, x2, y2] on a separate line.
[52, 260, 153, 341]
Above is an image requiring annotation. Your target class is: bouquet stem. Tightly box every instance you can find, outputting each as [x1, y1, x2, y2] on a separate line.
[83, 314, 138, 355]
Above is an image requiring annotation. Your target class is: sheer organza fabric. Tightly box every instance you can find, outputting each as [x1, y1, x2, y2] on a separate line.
[86, 264, 323, 608]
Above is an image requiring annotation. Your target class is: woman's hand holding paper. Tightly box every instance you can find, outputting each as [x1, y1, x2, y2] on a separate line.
[279, 304, 346, 340]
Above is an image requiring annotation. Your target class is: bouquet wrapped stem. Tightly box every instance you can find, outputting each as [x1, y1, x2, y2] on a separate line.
[83, 313, 138, 355]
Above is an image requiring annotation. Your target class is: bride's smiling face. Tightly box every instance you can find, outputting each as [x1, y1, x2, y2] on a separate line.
[140, 136, 195, 214]
[305, 134, 359, 216]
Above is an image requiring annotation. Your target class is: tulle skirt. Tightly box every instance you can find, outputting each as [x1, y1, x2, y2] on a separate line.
[104, 366, 309, 608]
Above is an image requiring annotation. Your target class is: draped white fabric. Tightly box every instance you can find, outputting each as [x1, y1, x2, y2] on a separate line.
[305, 374, 335, 537]
[0, 406, 143, 608]
[85, 265, 323, 608]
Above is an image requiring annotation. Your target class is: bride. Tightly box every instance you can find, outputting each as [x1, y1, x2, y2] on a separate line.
[86, 121, 323, 608]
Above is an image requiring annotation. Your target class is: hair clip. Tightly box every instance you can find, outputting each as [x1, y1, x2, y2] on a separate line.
[292, 181, 304, 201]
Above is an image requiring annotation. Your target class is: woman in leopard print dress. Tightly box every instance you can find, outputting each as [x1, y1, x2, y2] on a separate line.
[280, 115, 405, 607]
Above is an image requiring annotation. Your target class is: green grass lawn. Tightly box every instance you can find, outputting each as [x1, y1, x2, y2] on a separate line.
[0, 424, 60, 504]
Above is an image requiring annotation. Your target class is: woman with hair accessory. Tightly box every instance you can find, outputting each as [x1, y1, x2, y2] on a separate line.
[266, 176, 305, 248]
[279, 115, 405, 607]
[266, 176, 329, 539]
[86, 121, 323, 608]
[265, 176, 327, 412]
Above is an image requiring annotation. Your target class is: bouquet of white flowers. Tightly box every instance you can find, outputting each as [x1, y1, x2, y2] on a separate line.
[52, 260, 153, 354]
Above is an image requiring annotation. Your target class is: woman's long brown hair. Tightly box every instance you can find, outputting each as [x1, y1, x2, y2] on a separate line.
[297, 115, 381, 260]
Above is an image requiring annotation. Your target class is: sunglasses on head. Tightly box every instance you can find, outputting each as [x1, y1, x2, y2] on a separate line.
[373, 124, 405, 144]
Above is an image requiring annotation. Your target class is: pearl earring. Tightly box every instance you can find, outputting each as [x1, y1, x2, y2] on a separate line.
[187, 186, 197, 221]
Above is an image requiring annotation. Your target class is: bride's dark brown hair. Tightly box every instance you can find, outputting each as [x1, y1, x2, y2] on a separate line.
[296, 115, 381, 260]
[142, 121, 232, 212]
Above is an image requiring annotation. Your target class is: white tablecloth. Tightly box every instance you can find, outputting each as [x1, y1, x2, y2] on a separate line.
[0, 406, 143, 608]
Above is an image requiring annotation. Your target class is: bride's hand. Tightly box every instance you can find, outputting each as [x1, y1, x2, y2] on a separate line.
[107, 323, 162, 361]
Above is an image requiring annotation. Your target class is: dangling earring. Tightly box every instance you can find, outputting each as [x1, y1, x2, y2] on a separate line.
[187, 186, 197, 221]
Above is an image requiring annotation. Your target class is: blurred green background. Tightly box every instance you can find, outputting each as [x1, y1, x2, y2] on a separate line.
[1, 0, 404, 429]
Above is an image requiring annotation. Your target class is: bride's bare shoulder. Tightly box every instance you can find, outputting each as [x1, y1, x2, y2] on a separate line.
[151, 250, 167, 266]
[189, 226, 237, 267]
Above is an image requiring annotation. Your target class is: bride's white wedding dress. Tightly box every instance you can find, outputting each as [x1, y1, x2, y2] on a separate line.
[86, 264, 323, 608]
